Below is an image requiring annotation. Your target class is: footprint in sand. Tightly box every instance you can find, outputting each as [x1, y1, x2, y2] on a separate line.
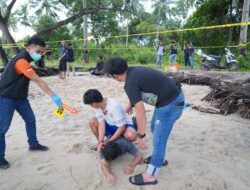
[68, 143, 89, 154]
[37, 164, 54, 175]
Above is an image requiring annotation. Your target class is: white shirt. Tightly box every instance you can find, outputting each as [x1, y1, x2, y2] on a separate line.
[94, 98, 132, 127]
[157, 46, 164, 55]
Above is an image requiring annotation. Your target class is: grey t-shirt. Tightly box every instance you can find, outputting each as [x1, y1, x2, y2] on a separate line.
[124, 66, 181, 108]
[99, 137, 138, 160]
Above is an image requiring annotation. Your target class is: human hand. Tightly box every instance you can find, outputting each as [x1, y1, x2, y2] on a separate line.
[106, 174, 116, 184]
[137, 138, 147, 149]
[124, 164, 135, 174]
[125, 104, 133, 115]
[97, 142, 104, 152]
[51, 94, 62, 107]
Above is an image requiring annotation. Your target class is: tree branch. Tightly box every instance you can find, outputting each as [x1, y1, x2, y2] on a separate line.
[100, 7, 156, 24]
[4, 0, 16, 22]
[58, 0, 70, 9]
[33, 0, 101, 37]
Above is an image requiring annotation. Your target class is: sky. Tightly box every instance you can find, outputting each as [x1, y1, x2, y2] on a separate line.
[1, 0, 154, 40]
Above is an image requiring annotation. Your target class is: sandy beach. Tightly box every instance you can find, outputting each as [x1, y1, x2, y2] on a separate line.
[0, 73, 249, 190]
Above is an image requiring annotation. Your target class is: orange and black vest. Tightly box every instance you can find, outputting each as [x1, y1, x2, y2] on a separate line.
[0, 50, 33, 99]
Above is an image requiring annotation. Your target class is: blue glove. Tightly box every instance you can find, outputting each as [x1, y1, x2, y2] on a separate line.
[51, 94, 62, 107]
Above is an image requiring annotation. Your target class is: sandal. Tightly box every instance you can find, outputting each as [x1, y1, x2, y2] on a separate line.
[129, 173, 158, 186]
[143, 156, 168, 166]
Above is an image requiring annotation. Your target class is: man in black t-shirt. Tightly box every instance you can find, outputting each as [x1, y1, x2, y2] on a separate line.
[104, 57, 185, 186]
[168, 41, 178, 65]
[183, 43, 190, 68]
[89, 55, 104, 76]
[66, 43, 75, 77]
[188, 42, 195, 69]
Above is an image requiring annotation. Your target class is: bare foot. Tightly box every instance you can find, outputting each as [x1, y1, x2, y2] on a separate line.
[130, 172, 156, 183]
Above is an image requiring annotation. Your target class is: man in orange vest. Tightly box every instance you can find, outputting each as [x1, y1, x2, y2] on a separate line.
[0, 37, 62, 169]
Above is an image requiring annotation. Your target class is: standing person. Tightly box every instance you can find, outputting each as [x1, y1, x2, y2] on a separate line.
[58, 41, 68, 79]
[104, 58, 184, 186]
[45, 45, 53, 64]
[156, 42, 165, 68]
[0, 37, 62, 169]
[83, 46, 89, 64]
[189, 42, 195, 69]
[66, 43, 75, 77]
[183, 43, 190, 68]
[168, 41, 178, 65]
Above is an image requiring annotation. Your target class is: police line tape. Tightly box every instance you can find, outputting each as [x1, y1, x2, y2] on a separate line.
[1, 21, 250, 48]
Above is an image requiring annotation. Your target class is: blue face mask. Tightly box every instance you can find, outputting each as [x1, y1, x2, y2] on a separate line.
[31, 53, 41, 62]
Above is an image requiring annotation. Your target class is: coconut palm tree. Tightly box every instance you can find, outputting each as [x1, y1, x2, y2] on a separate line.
[15, 3, 32, 37]
[123, 0, 143, 46]
[29, 0, 62, 17]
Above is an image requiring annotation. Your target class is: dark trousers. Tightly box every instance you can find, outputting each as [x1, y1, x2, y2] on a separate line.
[0, 96, 38, 157]
[184, 56, 190, 67]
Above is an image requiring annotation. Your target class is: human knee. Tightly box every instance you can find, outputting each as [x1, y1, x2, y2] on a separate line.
[125, 130, 137, 141]
[89, 118, 98, 128]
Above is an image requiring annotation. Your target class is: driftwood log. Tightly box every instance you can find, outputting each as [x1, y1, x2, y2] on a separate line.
[0, 67, 59, 77]
[165, 70, 250, 119]
[33, 67, 59, 77]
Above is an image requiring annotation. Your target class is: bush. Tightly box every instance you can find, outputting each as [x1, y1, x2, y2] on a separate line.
[239, 55, 250, 70]
[137, 48, 155, 64]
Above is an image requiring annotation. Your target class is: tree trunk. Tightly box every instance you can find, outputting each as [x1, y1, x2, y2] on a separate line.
[239, 0, 250, 57]
[227, 0, 234, 45]
[156, 6, 160, 45]
[0, 45, 8, 66]
[82, 0, 89, 63]
[126, 19, 129, 46]
[0, 15, 19, 54]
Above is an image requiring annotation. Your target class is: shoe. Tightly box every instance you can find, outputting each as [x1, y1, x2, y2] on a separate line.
[29, 144, 49, 151]
[0, 157, 10, 169]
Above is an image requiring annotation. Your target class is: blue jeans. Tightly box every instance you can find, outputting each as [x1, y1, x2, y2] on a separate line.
[189, 55, 194, 69]
[0, 96, 39, 157]
[147, 92, 184, 176]
[169, 54, 177, 65]
[156, 55, 163, 66]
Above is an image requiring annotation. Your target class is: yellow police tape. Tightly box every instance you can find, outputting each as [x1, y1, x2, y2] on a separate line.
[1, 21, 250, 49]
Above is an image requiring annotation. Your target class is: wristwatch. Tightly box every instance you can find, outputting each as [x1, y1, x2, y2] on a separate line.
[137, 133, 146, 139]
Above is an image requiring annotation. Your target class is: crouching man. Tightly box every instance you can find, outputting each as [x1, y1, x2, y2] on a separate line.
[83, 89, 137, 151]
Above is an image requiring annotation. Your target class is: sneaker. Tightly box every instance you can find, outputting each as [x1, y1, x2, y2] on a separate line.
[0, 157, 10, 169]
[29, 144, 49, 151]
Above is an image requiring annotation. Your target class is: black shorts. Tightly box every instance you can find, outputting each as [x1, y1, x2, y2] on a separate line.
[59, 59, 67, 72]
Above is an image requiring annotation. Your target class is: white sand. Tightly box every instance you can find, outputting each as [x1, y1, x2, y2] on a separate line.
[0, 73, 250, 190]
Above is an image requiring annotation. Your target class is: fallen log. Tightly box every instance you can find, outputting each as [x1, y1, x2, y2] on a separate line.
[190, 104, 222, 114]
[165, 70, 250, 119]
[33, 67, 59, 77]
[0, 66, 59, 77]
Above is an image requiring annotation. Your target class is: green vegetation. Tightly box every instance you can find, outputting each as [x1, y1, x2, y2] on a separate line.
[0, 0, 249, 71]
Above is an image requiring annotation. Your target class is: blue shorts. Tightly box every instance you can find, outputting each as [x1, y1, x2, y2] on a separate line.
[105, 121, 136, 137]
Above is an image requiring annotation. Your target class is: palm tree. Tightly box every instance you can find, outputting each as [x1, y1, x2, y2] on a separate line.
[15, 4, 32, 37]
[123, 0, 143, 46]
[29, 0, 62, 17]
